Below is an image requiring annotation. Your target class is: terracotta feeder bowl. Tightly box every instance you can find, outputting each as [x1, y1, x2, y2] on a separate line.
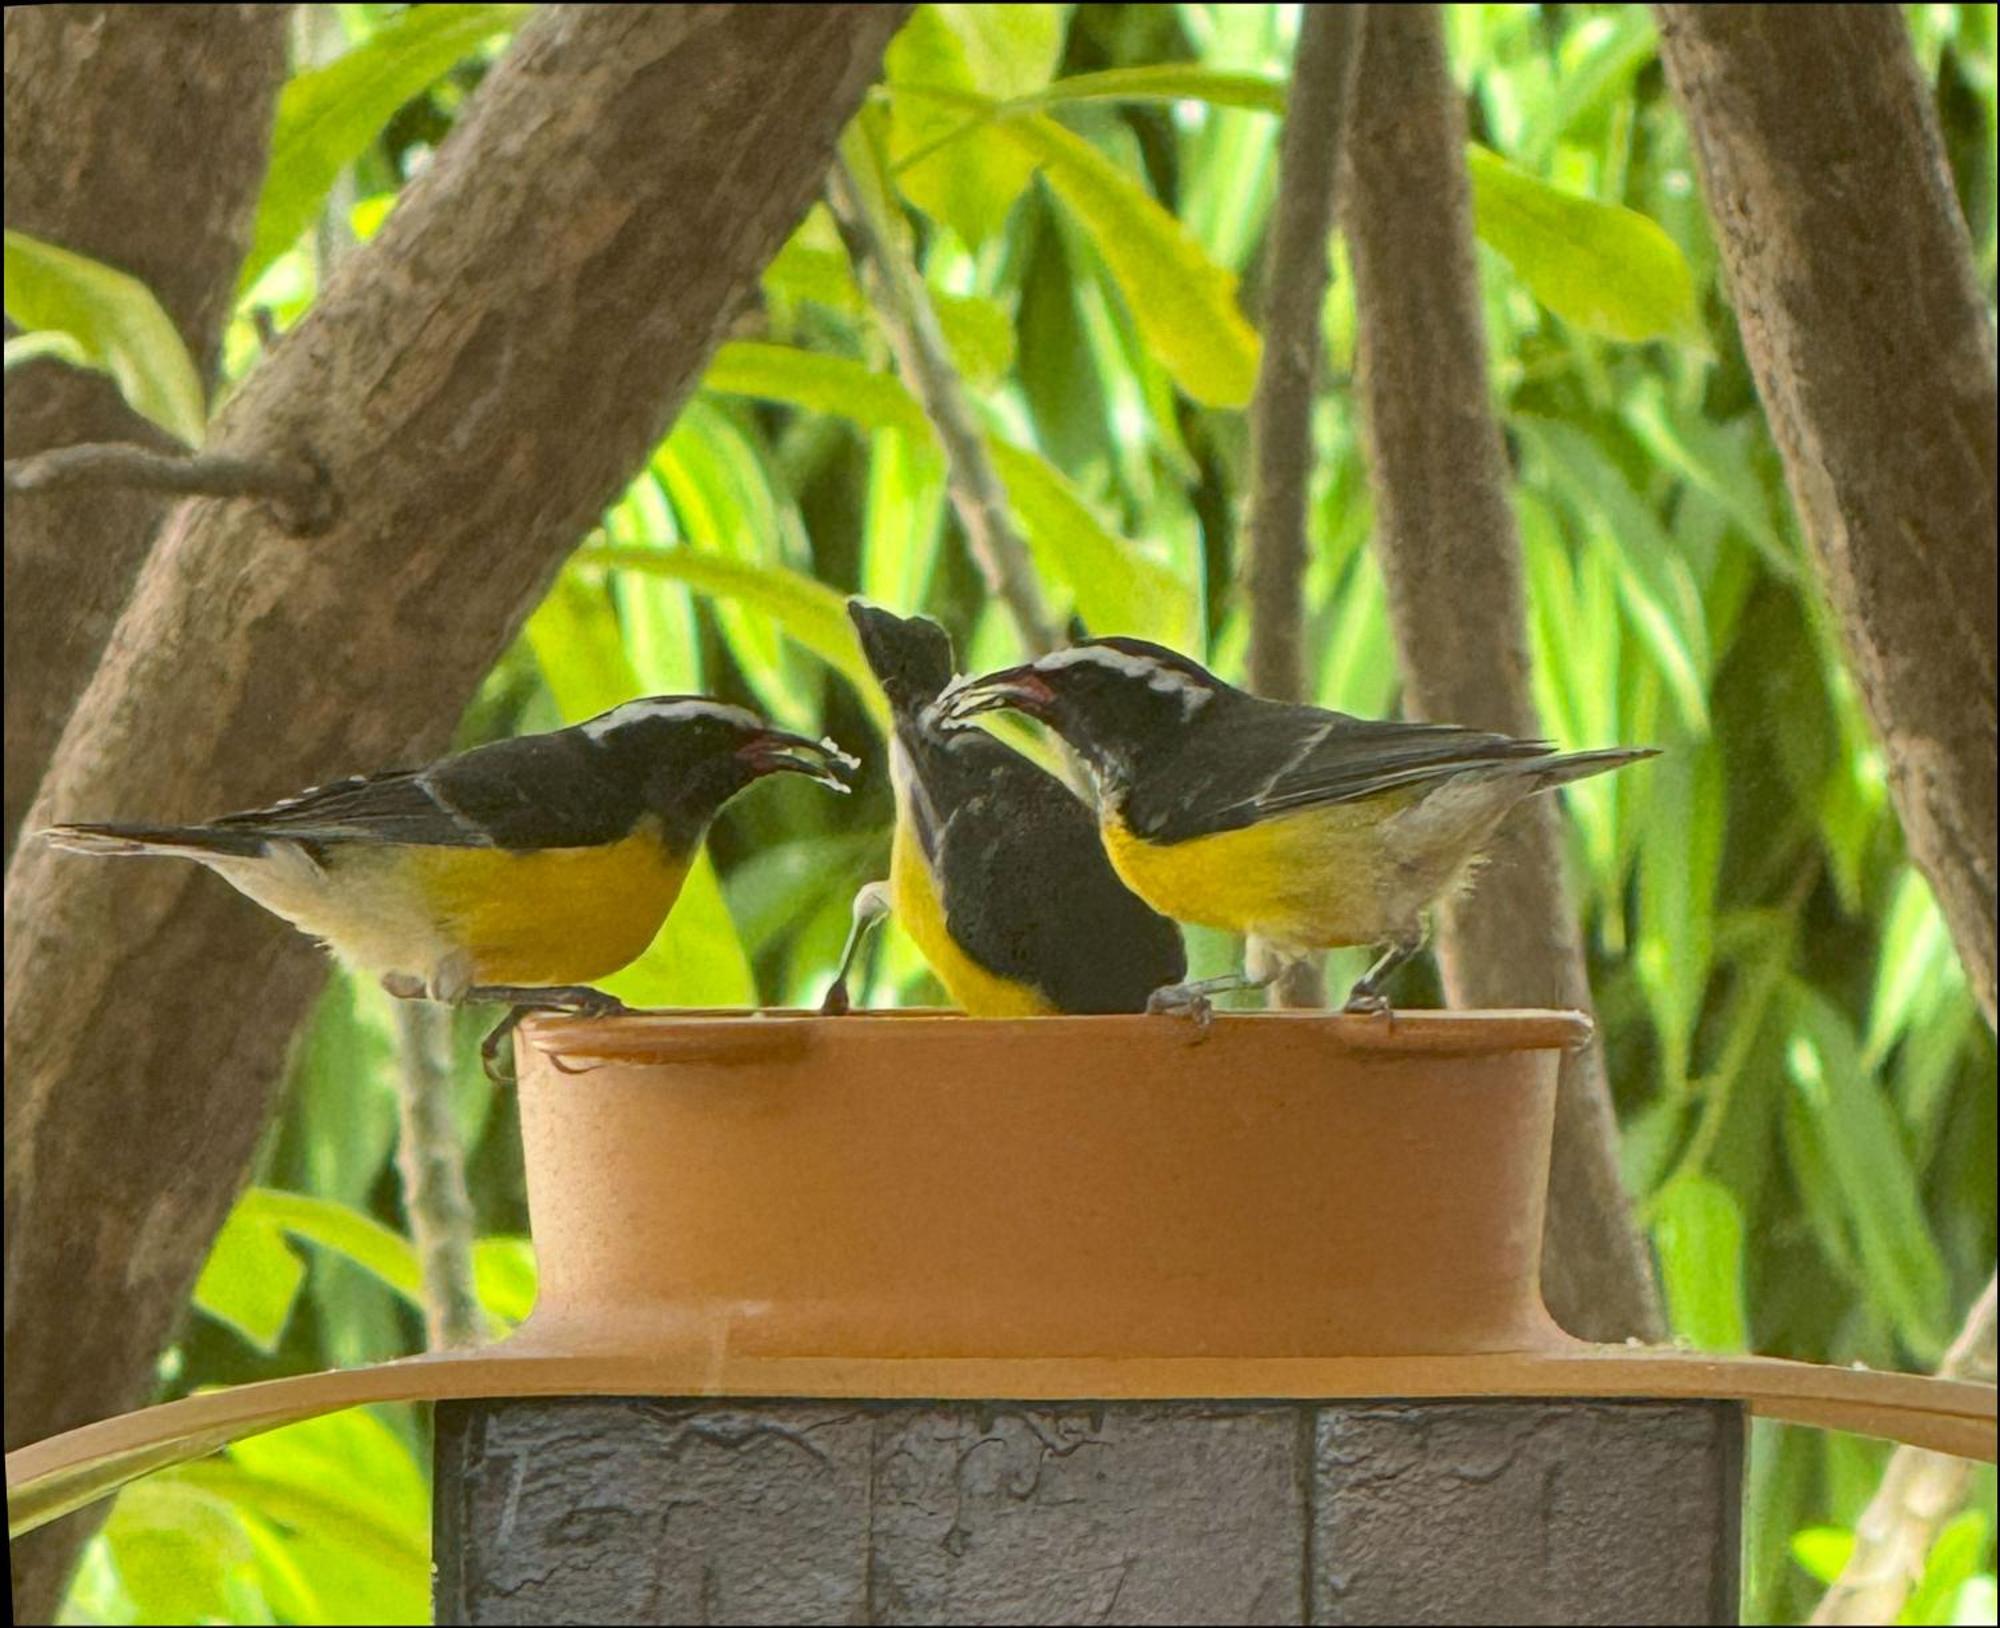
[8, 1009, 1993, 1538]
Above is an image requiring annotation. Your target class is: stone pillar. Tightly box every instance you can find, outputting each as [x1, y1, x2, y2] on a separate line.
[433, 1397, 1743, 1625]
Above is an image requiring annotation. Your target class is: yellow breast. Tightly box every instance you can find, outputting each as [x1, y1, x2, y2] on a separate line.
[409, 817, 691, 987]
[1099, 798, 1411, 953]
[889, 806, 1054, 1018]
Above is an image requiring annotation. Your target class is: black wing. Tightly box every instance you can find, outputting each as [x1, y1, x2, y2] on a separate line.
[1128, 698, 1556, 843]
[209, 729, 641, 851]
[907, 728, 1185, 1013]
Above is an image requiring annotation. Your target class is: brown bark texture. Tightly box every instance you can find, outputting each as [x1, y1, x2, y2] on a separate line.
[3, 4, 293, 857]
[1342, 6, 1663, 1342]
[1243, 3, 1363, 1011]
[1656, 4, 1998, 1030]
[3, 4, 908, 1615]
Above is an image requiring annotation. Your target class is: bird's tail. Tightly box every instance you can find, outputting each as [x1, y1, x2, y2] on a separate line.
[848, 599, 957, 713]
[41, 821, 265, 860]
[1534, 746, 1660, 788]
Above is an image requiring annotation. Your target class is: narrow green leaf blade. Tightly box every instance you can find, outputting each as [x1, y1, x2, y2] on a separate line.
[1651, 1174, 1750, 1352]
[996, 110, 1260, 405]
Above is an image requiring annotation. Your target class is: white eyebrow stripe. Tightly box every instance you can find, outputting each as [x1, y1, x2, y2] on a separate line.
[1036, 645, 1213, 715]
[579, 698, 761, 740]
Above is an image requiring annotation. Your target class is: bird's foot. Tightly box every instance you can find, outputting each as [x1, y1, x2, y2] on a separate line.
[1341, 985, 1395, 1020]
[820, 980, 853, 1017]
[469, 986, 631, 1083]
[480, 1009, 527, 1085]
[1146, 982, 1216, 1041]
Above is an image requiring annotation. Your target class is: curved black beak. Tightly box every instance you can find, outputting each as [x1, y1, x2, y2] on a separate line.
[932, 664, 1057, 730]
[740, 729, 860, 792]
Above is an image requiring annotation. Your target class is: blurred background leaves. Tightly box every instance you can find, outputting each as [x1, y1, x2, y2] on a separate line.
[14, 4, 1993, 1623]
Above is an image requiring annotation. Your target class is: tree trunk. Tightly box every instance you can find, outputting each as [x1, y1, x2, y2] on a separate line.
[1342, 5, 1663, 1342]
[2, 5, 908, 1615]
[3, 5, 292, 857]
[1655, 4, 1998, 1030]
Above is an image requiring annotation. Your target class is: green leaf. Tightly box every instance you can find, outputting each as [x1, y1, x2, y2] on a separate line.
[988, 441, 1198, 647]
[238, 1188, 421, 1299]
[653, 398, 815, 730]
[1903, 1512, 1991, 1626]
[933, 291, 1018, 385]
[1467, 144, 1704, 345]
[192, 1204, 307, 1354]
[1651, 1174, 1749, 1351]
[704, 342, 1197, 648]
[3, 329, 91, 371]
[584, 543, 888, 732]
[885, 5, 1063, 246]
[1784, 982, 1952, 1359]
[1866, 867, 1961, 1068]
[100, 1473, 255, 1625]
[1635, 744, 1723, 1095]
[1014, 64, 1285, 114]
[242, 4, 530, 295]
[1791, 1524, 1856, 1585]
[3, 229, 206, 445]
[862, 426, 950, 612]
[995, 109, 1260, 405]
[473, 1236, 538, 1324]
[707, 341, 930, 437]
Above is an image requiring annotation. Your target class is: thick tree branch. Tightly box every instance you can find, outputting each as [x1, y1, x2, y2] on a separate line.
[3, 5, 292, 861]
[2, 10, 907, 1615]
[3, 443, 334, 532]
[392, 1003, 483, 1351]
[1244, 3, 1363, 1011]
[1812, 1273, 1997, 1624]
[827, 152, 1059, 656]
[1655, 4, 1997, 1030]
[1343, 5, 1663, 1341]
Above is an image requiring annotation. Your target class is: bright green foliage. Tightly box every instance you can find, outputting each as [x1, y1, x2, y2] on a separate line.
[240, 4, 528, 295]
[3, 229, 206, 444]
[52, 6, 1997, 1626]
[1468, 143, 1706, 344]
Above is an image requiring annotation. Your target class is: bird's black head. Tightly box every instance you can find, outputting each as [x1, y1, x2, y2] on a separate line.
[578, 696, 858, 846]
[937, 639, 1228, 788]
[847, 598, 956, 714]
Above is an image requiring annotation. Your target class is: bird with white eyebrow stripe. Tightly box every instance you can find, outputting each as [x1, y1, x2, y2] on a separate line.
[940, 638, 1655, 1023]
[42, 697, 857, 1071]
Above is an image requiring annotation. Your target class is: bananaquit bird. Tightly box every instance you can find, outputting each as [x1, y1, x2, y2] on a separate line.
[44, 698, 857, 1061]
[821, 601, 1185, 1016]
[940, 638, 1654, 1019]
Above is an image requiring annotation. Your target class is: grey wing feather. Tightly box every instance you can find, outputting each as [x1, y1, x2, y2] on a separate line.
[209, 770, 494, 847]
[1246, 717, 1556, 817]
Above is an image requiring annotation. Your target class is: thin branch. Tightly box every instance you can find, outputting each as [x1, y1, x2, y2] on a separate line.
[826, 150, 1059, 656]
[1246, 3, 1362, 704]
[391, 1001, 484, 1350]
[3, 442, 334, 533]
[1811, 1273, 1998, 1625]
[1245, 3, 1364, 1011]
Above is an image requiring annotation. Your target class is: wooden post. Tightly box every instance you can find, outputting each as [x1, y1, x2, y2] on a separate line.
[434, 1397, 1742, 1625]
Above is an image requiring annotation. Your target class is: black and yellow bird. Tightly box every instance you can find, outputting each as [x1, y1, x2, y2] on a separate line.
[822, 601, 1185, 1016]
[940, 638, 1654, 1017]
[44, 697, 857, 1061]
